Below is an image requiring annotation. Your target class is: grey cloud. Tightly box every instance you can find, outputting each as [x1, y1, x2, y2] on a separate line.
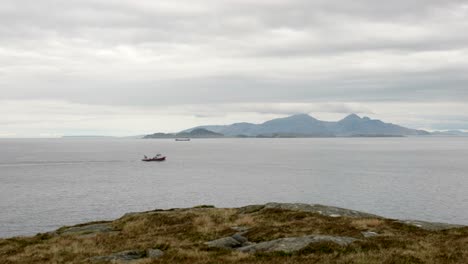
[0, 0, 467, 109]
[3, 61, 468, 104]
[2, 1, 467, 47]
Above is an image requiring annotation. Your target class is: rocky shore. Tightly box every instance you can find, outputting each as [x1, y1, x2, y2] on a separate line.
[1, 203, 467, 263]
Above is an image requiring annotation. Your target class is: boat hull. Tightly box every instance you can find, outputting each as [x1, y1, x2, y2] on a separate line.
[142, 157, 166, 162]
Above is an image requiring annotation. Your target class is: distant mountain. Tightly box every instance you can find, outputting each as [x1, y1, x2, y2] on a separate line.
[143, 133, 175, 139]
[326, 114, 428, 136]
[175, 128, 223, 138]
[144, 128, 223, 139]
[256, 114, 334, 137]
[182, 114, 429, 137]
[431, 130, 468, 136]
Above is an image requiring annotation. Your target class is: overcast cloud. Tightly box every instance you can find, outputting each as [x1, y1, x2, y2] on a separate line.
[1, 0, 467, 136]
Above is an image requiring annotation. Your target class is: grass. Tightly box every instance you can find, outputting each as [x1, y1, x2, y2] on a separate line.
[1, 206, 467, 263]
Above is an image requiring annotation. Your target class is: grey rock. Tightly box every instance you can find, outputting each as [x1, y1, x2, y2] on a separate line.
[205, 236, 243, 249]
[231, 226, 250, 232]
[361, 231, 379, 238]
[146, 248, 164, 258]
[231, 233, 248, 244]
[237, 203, 466, 230]
[122, 212, 143, 218]
[89, 250, 145, 263]
[121, 208, 166, 218]
[237, 235, 357, 253]
[59, 223, 113, 235]
[238, 204, 265, 214]
[79, 231, 120, 239]
[205, 232, 251, 249]
[398, 220, 465, 231]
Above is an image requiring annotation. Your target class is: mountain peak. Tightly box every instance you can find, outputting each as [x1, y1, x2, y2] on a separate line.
[262, 113, 317, 125]
[291, 113, 310, 117]
[287, 113, 317, 120]
[341, 113, 361, 121]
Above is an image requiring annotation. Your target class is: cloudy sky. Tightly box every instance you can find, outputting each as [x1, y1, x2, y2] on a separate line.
[1, 0, 467, 137]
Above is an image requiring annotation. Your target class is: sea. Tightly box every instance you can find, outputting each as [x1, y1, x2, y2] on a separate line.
[1, 137, 467, 238]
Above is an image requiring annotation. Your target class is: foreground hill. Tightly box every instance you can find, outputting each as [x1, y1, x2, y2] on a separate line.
[1, 203, 466, 263]
[183, 114, 429, 137]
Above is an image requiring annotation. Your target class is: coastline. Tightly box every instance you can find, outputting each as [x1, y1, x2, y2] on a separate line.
[1, 203, 466, 263]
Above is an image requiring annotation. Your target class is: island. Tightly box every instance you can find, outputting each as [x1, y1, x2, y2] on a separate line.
[144, 128, 224, 139]
[143, 114, 431, 139]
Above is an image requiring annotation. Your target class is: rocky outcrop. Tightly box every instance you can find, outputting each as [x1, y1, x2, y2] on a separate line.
[397, 220, 465, 231]
[238, 204, 266, 214]
[238, 203, 465, 231]
[238, 202, 381, 218]
[58, 222, 114, 235]
[361, 231, 379, 238]
[237, 235, 358, 253]
[205, 228, 357, 254]
[205, 234, 250, 249]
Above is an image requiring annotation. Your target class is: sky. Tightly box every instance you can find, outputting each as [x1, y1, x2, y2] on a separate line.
[1, 0, 467, 137]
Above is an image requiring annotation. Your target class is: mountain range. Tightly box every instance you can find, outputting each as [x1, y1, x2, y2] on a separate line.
[148, 113, 429, 138]
[430, 130, 468, 136]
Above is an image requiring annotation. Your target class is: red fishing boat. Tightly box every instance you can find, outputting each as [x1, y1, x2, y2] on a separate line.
[142, 154, 166, 162]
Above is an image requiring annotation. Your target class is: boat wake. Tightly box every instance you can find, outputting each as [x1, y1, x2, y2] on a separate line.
[0, 160, 128, 167]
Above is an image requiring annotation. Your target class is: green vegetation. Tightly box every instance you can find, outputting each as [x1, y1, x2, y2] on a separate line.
[1, 206, 467, 263]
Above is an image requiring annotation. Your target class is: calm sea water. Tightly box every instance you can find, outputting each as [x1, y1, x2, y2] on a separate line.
[1, 137, 468, 237]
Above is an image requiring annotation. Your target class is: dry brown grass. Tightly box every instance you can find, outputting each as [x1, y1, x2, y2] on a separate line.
[350, 218, 385, 230]
[1, 207, 467, 264]
[234, 214, 256, 227]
